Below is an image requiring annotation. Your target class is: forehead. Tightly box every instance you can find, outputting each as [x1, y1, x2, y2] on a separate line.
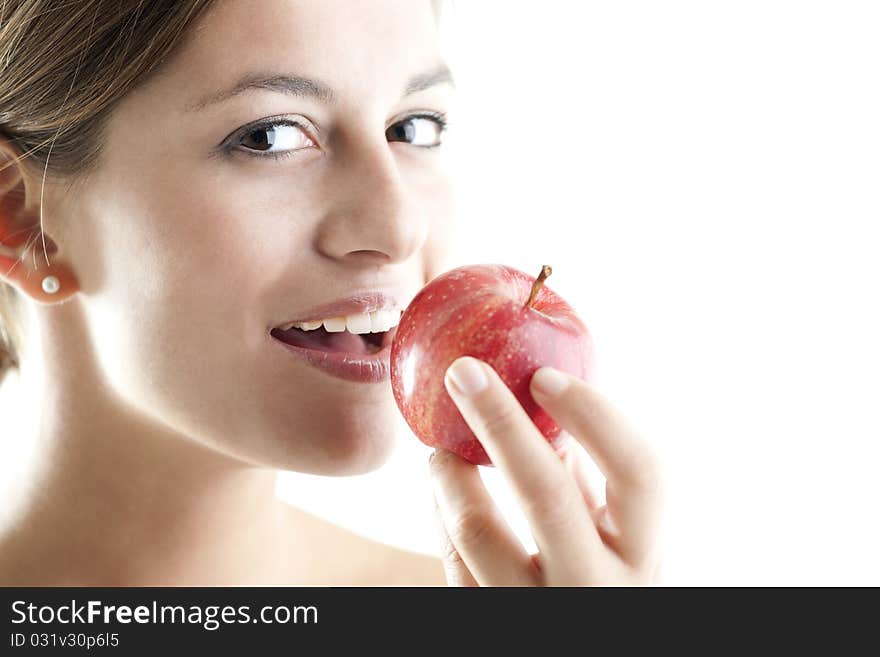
[168, 0, 442, 108]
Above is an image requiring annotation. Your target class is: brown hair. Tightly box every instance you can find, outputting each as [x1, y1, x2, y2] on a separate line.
[0, 0, 448, 378]
[0, 0, 220, 376]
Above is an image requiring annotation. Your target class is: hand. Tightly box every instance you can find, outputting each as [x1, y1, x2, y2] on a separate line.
[429, 356, 664, 586]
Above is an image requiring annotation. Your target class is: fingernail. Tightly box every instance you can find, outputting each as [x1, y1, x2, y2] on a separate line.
[445, 357, 488, 396]
[531, 367, 570, 397]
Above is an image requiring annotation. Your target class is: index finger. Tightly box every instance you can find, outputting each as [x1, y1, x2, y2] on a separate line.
[444, 356, 607, 579]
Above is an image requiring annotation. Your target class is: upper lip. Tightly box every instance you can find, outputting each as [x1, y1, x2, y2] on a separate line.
[271, 291, 410, 329]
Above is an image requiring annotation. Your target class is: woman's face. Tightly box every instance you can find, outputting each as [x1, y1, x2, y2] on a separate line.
[61, 0, 457, 474]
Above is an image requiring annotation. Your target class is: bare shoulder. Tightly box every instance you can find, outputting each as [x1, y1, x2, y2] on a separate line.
[278, 503, 446, 586]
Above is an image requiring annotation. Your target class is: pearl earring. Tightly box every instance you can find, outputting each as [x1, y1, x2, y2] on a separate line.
[41, 275, 60, 294]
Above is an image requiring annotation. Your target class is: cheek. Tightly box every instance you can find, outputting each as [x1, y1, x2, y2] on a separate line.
[80, 176, 281, 441]
[422, 173, 458, 281]
[119, 164, 293, 316]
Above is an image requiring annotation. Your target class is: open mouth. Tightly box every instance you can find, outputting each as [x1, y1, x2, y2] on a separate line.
[270, 324, 396, 356]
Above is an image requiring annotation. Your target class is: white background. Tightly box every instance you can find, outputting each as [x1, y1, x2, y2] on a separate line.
[278, 1, 880, 585]
[1, 1, 877, 586]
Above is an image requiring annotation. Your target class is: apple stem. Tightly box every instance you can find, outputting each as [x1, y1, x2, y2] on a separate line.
[525, 265, 552, 309]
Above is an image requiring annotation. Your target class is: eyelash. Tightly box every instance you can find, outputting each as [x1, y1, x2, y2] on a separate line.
[226, 111, 449, 162]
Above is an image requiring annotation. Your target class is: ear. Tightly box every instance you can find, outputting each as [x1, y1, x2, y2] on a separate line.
[0, 138, 80, 304]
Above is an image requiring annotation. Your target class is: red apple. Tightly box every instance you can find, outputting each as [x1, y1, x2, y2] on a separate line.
[390, 264, 595, 466]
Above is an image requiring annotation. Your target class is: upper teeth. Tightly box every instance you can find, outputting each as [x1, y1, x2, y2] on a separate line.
[279, 309, 403, 334]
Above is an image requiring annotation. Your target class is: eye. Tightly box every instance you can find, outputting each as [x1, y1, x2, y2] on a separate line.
[231, 119, 315, 160]
[387, 112, 448, 148]
[224, 111, 448, 161]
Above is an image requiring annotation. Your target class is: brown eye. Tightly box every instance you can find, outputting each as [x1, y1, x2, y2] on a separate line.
[386, 114, 447, 148]
[238, 122, 313, 155]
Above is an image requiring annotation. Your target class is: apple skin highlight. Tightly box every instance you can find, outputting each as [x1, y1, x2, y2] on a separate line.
[390, 264, 595, 466]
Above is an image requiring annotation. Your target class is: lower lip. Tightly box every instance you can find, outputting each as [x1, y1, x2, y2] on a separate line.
[269, 332, 393, 384]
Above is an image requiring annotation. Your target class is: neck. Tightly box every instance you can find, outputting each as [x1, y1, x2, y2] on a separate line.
[0, 359, 289, 585]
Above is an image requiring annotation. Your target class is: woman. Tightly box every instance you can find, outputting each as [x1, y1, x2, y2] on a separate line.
[0, 0, 663, 586]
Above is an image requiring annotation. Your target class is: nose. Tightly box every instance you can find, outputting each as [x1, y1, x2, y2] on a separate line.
[314, 137, 428, 266]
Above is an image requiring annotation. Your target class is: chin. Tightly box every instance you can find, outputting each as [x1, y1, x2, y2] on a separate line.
[211, 430, 395, 477]
[202, 386, 401, 475]
[236, 409, 398, 476]
[321, 434, 396, 476]
[315, 407, 400, 475]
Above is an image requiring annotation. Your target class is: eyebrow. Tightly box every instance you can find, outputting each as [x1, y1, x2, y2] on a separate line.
[184, 63, 455, 113]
